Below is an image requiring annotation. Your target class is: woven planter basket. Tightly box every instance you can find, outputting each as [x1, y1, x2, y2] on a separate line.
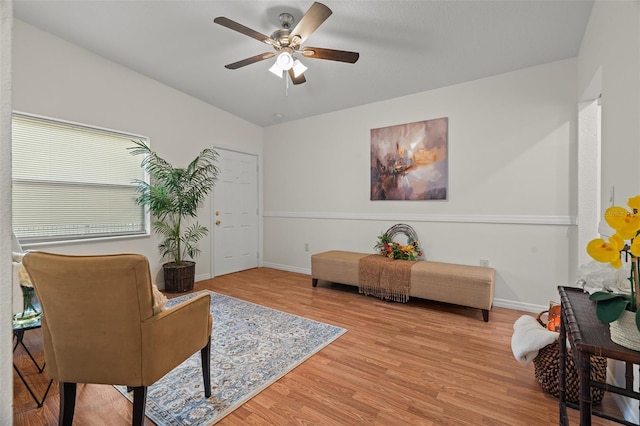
[610, 309, 640, 351]
[532, 311, 607, 404]
[163, 261, 196, 293]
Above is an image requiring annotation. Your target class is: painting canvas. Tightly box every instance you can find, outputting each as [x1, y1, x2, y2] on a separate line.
[370, 117, 448, 200]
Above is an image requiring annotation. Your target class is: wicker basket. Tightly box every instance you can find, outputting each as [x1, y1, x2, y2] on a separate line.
[163, 261, 196, 293]
[532, 311, 607, 404]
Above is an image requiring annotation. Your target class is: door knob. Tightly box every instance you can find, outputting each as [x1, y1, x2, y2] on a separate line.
[215, 220, 221, 225]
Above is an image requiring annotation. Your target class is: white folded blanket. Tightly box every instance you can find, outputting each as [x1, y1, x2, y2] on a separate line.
[511, 315, 559, 364]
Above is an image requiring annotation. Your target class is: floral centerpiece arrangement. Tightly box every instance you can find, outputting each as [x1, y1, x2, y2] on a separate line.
[374, 223, 423, 261]
[587, 195, 640, 334]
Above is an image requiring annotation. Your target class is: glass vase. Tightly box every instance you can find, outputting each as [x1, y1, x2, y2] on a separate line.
[13, 285, 42, 327]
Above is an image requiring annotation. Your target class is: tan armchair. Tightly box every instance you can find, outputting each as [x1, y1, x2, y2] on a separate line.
[22, 252, 212, 426]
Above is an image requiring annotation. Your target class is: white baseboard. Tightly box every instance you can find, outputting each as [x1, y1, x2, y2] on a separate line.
[195, 273, 212, 282]
[492, 298, 547, 314]
[262, 262, 310, 275]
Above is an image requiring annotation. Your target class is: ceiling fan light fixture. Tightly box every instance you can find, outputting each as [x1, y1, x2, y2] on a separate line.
[276, 52, 293, 71]
[268, 62, 284, 78]
[269, 50, 297, 78]
[292, 59, 307, 78]
[275, 51, 294, 70]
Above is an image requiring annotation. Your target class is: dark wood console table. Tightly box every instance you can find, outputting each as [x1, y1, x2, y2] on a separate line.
[558, 286, 640, 425]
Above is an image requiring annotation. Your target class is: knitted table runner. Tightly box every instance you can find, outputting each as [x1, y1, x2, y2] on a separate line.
[358, 255, 416, 303]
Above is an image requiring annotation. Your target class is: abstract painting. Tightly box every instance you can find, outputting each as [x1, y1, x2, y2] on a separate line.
[370, 117, 448, 200]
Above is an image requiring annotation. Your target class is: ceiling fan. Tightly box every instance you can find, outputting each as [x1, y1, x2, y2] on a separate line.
[214, 2, 359, 85]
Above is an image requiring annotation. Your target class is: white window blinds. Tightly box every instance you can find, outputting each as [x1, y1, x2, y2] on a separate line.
[12, 113, 148, 243]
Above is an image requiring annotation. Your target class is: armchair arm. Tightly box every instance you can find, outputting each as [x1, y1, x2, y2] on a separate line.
[140, 292, 212, 385]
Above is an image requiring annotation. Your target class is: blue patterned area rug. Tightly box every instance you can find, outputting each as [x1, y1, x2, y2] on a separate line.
[115, 290, 346, 425]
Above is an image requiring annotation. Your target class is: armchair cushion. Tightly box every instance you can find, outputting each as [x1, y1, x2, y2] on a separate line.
[151, 283, 167, 314]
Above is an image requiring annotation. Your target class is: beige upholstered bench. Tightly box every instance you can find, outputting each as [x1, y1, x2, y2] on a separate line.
[311, 250, 496, 322]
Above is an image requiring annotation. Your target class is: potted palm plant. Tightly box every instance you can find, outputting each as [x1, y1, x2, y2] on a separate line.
[130, 140, 219, 292]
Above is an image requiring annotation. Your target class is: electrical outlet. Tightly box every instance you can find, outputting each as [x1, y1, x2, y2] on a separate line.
[480, 259, 489, 267]
[304, 243, 309, 252]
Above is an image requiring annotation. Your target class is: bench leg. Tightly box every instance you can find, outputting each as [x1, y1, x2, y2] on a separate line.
[482, 309, 489, 322]
[312, 278, 318, 287]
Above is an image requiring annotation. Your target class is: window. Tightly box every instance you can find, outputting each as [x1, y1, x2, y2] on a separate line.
[12, 112, 148, 243]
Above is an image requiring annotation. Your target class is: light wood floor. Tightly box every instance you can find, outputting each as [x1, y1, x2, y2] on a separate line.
[13, 267, 622, 425]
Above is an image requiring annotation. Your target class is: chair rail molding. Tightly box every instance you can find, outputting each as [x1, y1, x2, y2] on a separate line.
[263, 211, 576, 226]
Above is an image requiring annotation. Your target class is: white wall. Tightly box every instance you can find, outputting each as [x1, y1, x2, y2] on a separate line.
[577, 1, 640, 422]
[12, 20, 264, 286]
[578, 1, 640, 212]
[263, 58, 578, 310]
[1, 1, 14, 424]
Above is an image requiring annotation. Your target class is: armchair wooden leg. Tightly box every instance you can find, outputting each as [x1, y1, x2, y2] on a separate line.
[59, 382, 76, 426]
[131, 386, 147, 426]
[201, 337, 211, 398]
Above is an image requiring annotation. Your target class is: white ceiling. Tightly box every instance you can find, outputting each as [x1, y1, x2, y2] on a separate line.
[14, 0, 594, 127]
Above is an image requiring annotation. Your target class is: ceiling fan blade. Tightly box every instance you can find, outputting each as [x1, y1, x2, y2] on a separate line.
[224, 52, 275, 70]
[288, 69, 306, 85]
[290, 2, 332, 45]
[301, 47, 359, 64]
[214, 17, 279, 47]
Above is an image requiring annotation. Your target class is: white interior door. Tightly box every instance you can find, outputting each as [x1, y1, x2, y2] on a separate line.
[212, 149, 259, 276]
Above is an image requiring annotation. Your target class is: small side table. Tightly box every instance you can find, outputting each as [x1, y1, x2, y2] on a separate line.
[558, 286, 640, 425]
[13, 317, 53, 408]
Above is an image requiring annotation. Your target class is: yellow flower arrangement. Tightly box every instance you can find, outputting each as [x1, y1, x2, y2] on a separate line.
[375, 233, 423, 261]
[587, 195, 640, 329]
